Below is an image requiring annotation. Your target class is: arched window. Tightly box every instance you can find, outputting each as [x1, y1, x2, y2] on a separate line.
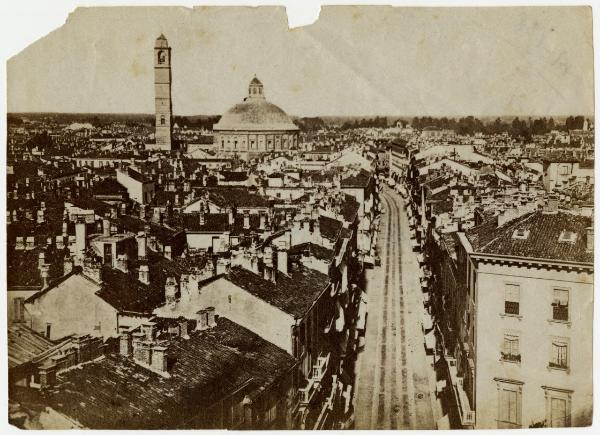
[158, 51, 166, 64]
[160, 115, 166, 126]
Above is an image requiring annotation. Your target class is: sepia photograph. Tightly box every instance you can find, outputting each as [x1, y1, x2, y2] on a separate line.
[3, 2, 596, 431]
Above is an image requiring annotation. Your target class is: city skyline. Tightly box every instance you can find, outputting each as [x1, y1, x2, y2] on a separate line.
[7, 6, 594, 117]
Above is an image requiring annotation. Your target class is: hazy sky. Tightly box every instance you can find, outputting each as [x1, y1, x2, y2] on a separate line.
[7, 6, 594, 117]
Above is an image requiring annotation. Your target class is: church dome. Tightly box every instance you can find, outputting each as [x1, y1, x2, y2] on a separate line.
[213, 77, 298, 132]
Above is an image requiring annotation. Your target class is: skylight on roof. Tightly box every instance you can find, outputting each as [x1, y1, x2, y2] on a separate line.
[512, 228, 530, 240]
[558, 230, 578, 244]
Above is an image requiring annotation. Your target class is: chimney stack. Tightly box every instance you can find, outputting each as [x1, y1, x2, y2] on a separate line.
[259, 212, 266, 230]
[179, 317, 189, 339]
[196, 309, 209, 330]
[165, 277, 178, 304]
[119, 326, 132, 356]
[137, 231, 147, 259]
[243, 211, 250, 229]
[63, 256, 73, 275]
[199, 210, 206, 226]
[206, 307, 217, 327]
[142, 321, 157, 342]
[164, 245, 172, 260]
[277, 247, 289, 275]
[75, 219, 87, 262]
[40, 264, 50, 288]
[102, 219, 110, 236]
[116, 253, 129, 273]
[151, 344, 169, 373]
[138, 263, 150, 285]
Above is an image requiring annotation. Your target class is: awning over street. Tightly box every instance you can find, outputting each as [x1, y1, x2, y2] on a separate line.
[422, 311, 433, 331]
[425, 329, 436, 350]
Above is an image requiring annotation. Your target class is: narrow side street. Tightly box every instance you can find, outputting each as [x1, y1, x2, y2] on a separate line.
[354, 186, 437, 429]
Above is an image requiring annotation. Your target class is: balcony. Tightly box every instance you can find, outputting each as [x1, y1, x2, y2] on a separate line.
[501, 352, 521, 363]
[299, 379, 319, 405]
[311, 353, 330, 384]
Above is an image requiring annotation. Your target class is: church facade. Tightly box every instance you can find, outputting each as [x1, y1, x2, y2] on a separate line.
[213, 77, 299, 161]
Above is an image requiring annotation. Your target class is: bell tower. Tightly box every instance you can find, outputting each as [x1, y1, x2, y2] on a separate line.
[154, 34, 172, 150]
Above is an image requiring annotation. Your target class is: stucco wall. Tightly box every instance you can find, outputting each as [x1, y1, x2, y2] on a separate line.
[474, 262, 593, 428]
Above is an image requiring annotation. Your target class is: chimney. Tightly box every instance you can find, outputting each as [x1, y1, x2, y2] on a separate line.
[38, 361, 57, 390]
[142, 321, 157, 342]
[138, 263, 150, 285]
[586, 226, 594, 252]
[199, 210, 206, 226]
[243, 211, 250, 229]
[102, 219, 110, 236]
[75, 219, 87, 261]
[40, 264, 50, 288]
[206, 307, 217, 327]
[151, 344, 169, 373]
[119, 326, 132, 356]
[228, 207, 235, 225]
[277, 247, 289, 275]
[132, 332, 146, 362]
[116, 253, 129, 273]
[179, 317, 189, 339]
[259, 213, 266, 230]
[196, 309, 209, 330]
[165, 277, 178, 304]
[63, 256, 73, 275]
[137, 231, 147, 259]
[62, 221, 68, 238]
[37, 209, 45, 224]
[164, 245, 172, 260]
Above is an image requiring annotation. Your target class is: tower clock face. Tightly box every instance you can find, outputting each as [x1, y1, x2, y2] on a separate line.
[157, 50, 166, 64]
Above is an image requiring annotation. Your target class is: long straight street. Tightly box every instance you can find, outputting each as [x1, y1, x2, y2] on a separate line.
[354, 186, 437, 429]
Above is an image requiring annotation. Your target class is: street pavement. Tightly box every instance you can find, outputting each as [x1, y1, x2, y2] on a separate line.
[354, 187, 437, 429]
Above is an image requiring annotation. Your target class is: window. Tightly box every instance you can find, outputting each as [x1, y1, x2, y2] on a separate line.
[500, 389, 519, 424]
[160, 115, 165, 126]
[502, 333, 520, 362]
[550, 338, 569, 369]
[228, 295, 232, 304]
[559, 165, 571, 175]
[13, 297, 25, 323]
[46, 323, 52, 339]
[157, 50, 166, 64]
[496, 379, 523, 428]
[543, 387, 572, 428]
[552, 289, 569, 321]
[504, 284, 520, 315]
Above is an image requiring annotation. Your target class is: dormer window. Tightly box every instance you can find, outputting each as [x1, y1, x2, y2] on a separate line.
[558, 230, 577, 243]
[512, 228, 530, 240]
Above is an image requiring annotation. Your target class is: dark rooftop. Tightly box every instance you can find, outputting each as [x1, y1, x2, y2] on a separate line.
[465, 211, 593, 264]
[225, 265, 330, 318]
[34, 317, 296, 429]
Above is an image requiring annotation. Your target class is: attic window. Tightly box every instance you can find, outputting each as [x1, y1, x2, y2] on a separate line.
[512, 228, 530, 240]
[558, 230, 577, 243]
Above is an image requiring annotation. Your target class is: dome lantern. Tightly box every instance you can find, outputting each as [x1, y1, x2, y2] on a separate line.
[248, 76, 264, 99]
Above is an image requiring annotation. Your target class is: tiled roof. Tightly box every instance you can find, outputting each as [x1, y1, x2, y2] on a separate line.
[225, 266, 330, 318]
[288, 242, 334, 262]
[206, 187, 271, 209]
[318, 215, 343, 241]
[8, 324, 57, 368]
[7, 246, 67, 289]
[37, 317, 296, 429]
[465, 211, 593, 263]
[341, 169, 371, 188]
